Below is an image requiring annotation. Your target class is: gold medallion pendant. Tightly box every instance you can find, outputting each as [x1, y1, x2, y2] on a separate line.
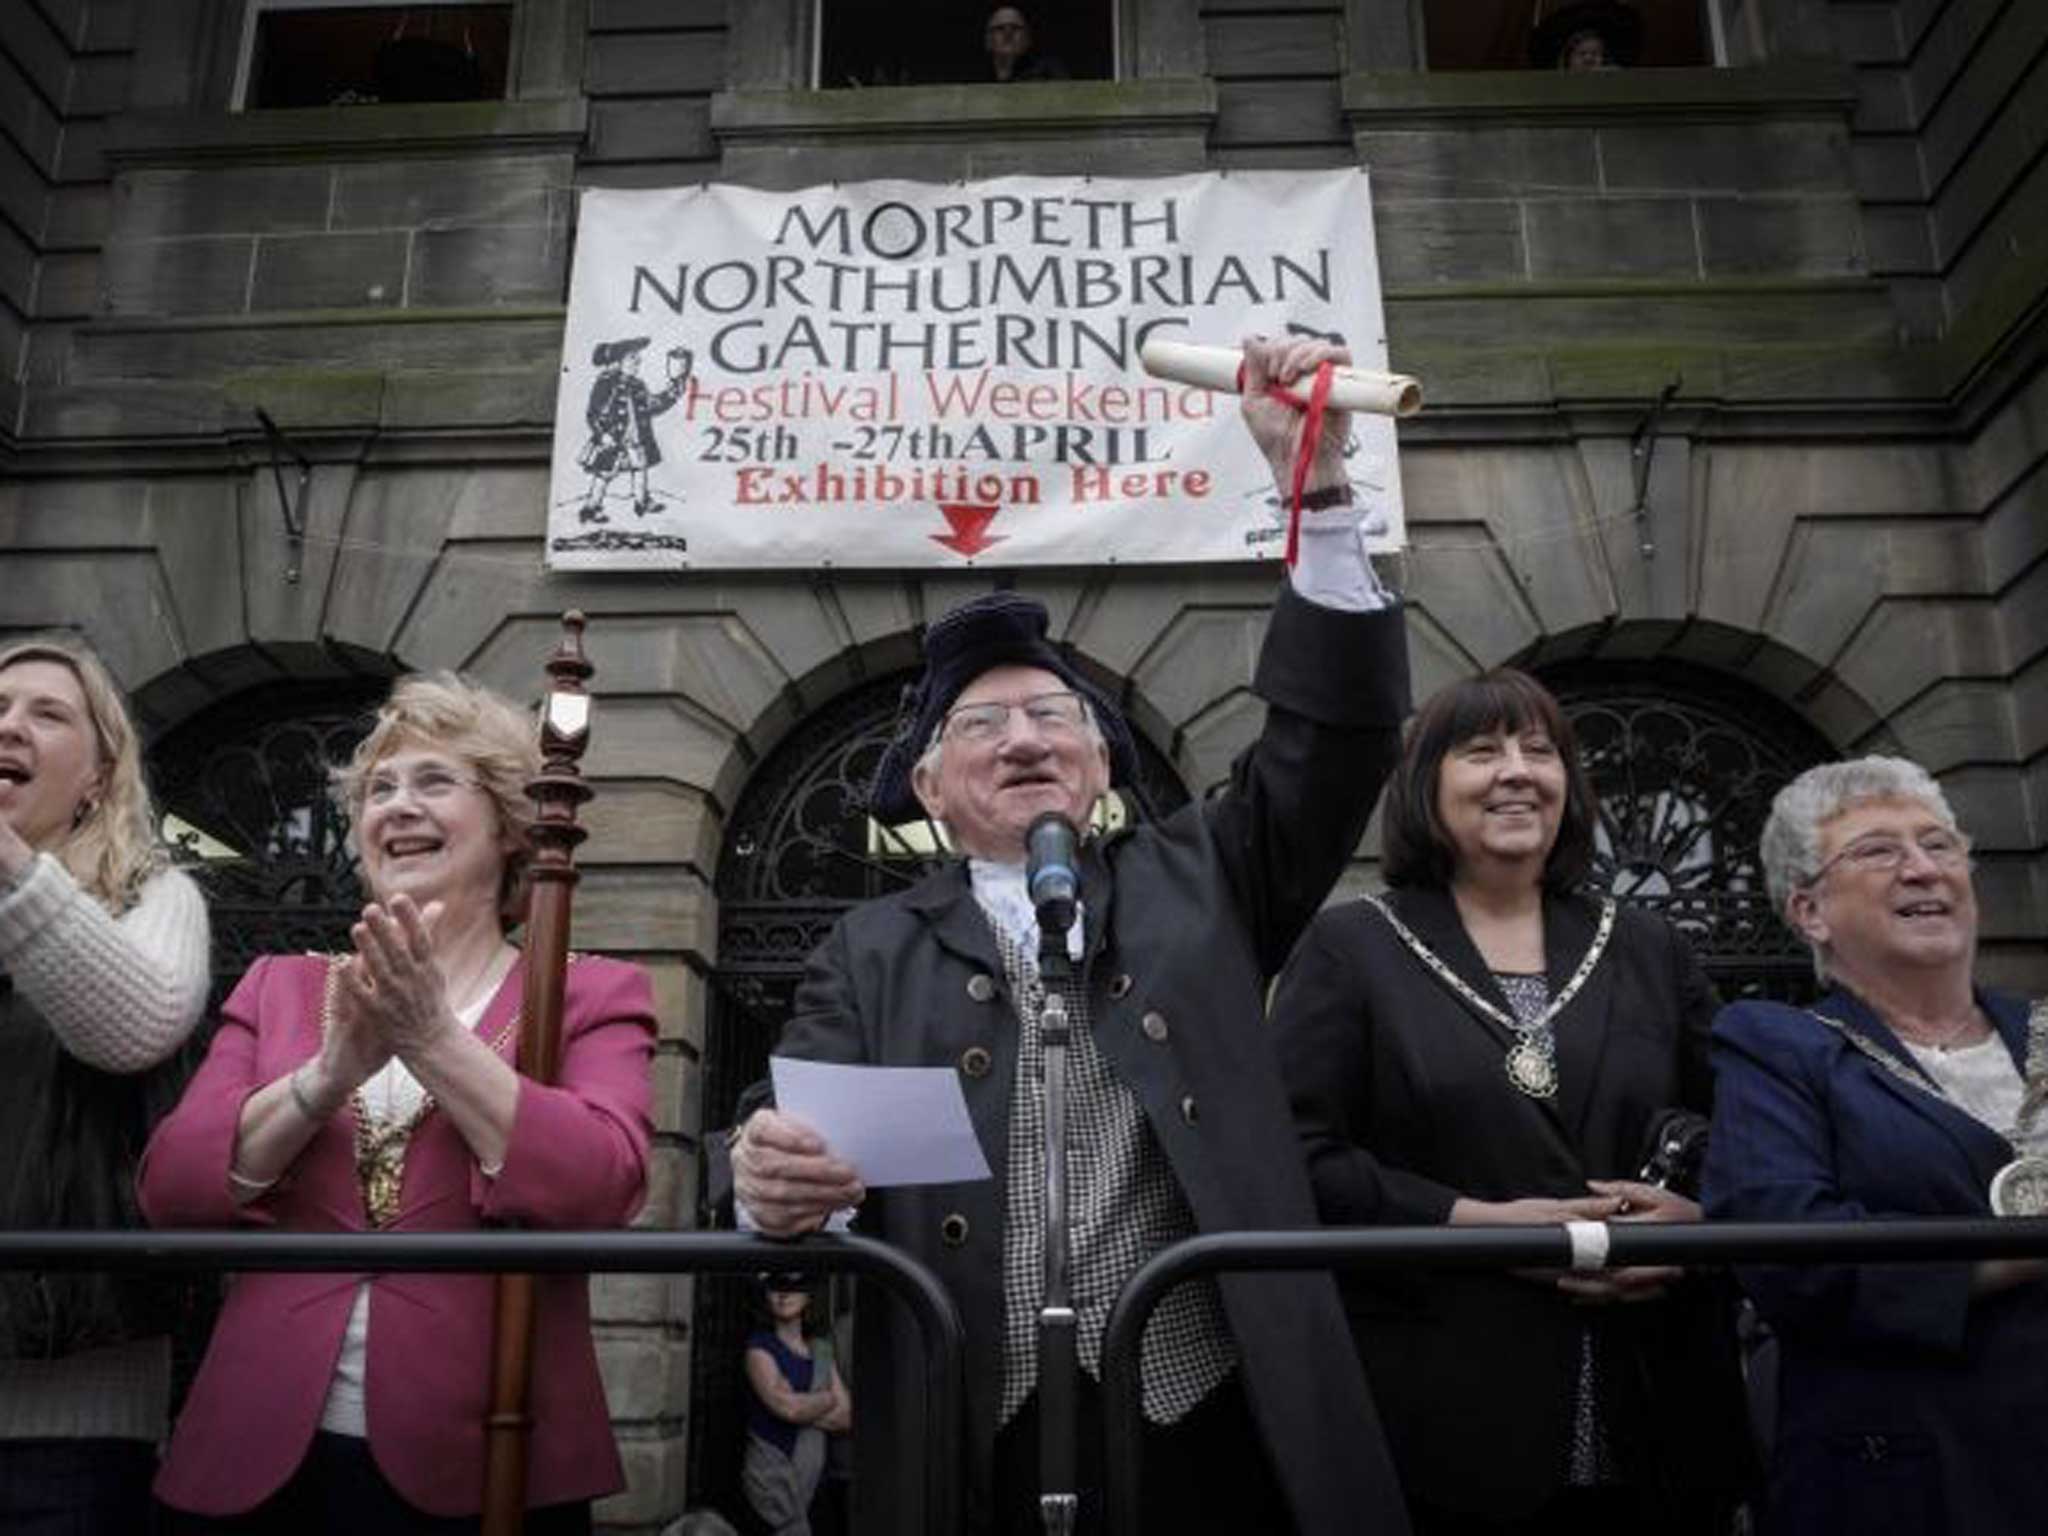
[1506, 1040, 1559, 1100]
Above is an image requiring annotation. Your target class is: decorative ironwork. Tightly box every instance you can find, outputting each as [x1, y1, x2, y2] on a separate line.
[149, 682, 387, 998]
[1545, 665, 1833, 1004]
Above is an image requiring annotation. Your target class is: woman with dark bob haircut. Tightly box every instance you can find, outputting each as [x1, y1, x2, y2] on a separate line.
[1270, 667, 1752, 1535]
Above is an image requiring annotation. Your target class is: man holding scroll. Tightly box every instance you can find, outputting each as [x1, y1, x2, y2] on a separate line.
[734, 336, 1413, 1536]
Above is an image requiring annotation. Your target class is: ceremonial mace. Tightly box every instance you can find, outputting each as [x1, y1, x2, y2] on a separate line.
[481, 612, 595, 1536]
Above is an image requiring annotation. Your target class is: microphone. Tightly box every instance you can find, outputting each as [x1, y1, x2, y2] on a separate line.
[1025, 812, 1082, 939]
[1139, 339, 1423, 418]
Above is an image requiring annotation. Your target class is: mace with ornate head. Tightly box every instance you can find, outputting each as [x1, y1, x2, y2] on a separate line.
[481, 612, 595, 1535]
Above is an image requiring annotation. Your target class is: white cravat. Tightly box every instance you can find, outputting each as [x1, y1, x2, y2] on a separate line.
[968, 858, 1085, 964]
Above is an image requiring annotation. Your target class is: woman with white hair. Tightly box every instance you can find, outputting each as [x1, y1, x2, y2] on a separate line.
[1702, 754, 2048, 1535]
[0, 634, 212, 1533]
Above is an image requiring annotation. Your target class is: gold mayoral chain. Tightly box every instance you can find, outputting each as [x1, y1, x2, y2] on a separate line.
[1997, 998, 2048, 1216]
[1363, 896, 1617, 1101]
[1806, 997, 2048, 1218]
[318, 956, 524, 1229]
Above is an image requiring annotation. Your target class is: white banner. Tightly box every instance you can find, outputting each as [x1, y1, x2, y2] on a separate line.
[546, 171, 1404, 569]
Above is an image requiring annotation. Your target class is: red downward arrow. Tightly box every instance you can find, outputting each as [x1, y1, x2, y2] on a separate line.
[932, 503, 1005, 557]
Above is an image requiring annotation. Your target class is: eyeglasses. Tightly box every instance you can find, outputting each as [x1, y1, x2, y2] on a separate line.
[364, 765, 483, 807]
[941, 690, 1088, 744]
[1804, 828, 1972, 883]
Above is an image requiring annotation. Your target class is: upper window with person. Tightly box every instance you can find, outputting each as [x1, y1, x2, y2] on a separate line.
[1423, 0, 1721, 71]
[816, 0, 1111, 88]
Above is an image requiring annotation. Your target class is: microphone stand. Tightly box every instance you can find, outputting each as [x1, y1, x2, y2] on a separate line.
[1036, 908, 1079, 1536]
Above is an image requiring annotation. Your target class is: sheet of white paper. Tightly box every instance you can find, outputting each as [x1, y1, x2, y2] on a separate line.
[771, 1056, 993, 1187]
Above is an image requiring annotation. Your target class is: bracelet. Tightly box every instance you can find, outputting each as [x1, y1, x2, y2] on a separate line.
[1298, 484, 1353, 512]
[288, 1062, 335, 1122]
[226, 1165, 277, 1199]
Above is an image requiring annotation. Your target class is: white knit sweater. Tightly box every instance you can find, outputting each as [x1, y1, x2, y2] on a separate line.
[0, 852, 211, 1073]
[0, 851, 212, 1441]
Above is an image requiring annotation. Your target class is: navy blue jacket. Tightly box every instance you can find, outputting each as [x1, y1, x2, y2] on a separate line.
[1704, 987, 2048, 1536]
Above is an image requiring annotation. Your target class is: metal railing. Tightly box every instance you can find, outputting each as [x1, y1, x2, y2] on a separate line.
[14, 1217, 2048, 1534]
[0, 1230, 965, 1536]
[1100, 1217, 2048, 1536]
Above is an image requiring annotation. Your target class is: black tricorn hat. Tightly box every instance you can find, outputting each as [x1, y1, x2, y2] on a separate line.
[591, 336, 651, 367]
[1530, 0, 1643, 67]
[868, 592, 1138, 826]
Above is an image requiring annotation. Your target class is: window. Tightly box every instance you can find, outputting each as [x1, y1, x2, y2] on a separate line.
[815, 0, 1115, 89]
[235, 1, 513, 109]
[1423, 0, 1714, 72]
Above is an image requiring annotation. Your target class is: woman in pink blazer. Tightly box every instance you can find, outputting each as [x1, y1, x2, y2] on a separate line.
[140, 674, 656, 1534]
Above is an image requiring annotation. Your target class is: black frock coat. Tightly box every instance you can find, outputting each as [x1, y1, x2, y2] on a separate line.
[755, 588, 1413, 1536]
[1270, 886, 1755, 1520]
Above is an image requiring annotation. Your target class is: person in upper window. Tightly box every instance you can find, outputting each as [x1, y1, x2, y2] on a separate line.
[141, 673, 656, 1535]
[0, 635, 212, 1536]
[1270, 667, 1753, 1535]
[982, 7, 1068, 82]
[1703, 756, 2048, 1535]
[1529, 1, 1641, 70]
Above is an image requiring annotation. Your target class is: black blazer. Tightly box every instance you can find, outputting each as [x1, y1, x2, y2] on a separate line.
[1271, 886, 1753, 1519]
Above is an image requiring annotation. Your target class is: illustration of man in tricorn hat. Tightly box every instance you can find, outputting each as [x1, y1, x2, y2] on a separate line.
[575, 335, 691, 524]
[732, 336, 1416, 1535]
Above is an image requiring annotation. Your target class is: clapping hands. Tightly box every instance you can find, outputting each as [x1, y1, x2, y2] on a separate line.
[341, 894, 458, 1057]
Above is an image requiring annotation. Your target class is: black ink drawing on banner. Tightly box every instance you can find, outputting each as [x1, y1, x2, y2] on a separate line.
[572, 337, 692, 525]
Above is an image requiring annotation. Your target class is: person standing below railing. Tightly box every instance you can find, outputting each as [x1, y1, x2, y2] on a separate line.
[731, 335, 1414, 1536]
[741, 1273, 851, 1536]
[0, 636, 213, 1536]
[1704, 756, 2048, 1536]
[139, 674, 656, 1535]
[1268, 668, 1754, 1535]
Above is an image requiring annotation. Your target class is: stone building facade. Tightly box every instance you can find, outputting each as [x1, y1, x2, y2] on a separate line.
[3, 0, 2044, 1527]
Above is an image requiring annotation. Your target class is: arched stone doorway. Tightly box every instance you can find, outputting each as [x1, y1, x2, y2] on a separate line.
[1539, 659, 1836, 1003]
[688, 668, 1192, 1526]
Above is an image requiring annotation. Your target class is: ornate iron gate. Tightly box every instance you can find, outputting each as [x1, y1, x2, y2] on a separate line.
[1545, 661, 1833, 1004]
[149, 681, 386, 1000]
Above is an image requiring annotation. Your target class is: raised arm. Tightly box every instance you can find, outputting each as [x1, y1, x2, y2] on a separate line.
[1206, 338, 1410, 975]
[0, 854, 210, 1073]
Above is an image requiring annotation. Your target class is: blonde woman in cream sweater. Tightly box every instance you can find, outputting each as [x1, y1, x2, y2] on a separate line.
[0, 634, 211, 1534]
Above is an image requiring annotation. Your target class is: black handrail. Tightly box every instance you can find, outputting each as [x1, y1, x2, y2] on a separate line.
[0, 1230, 965, 1536]
[1101, 1217, 2048, 1535]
